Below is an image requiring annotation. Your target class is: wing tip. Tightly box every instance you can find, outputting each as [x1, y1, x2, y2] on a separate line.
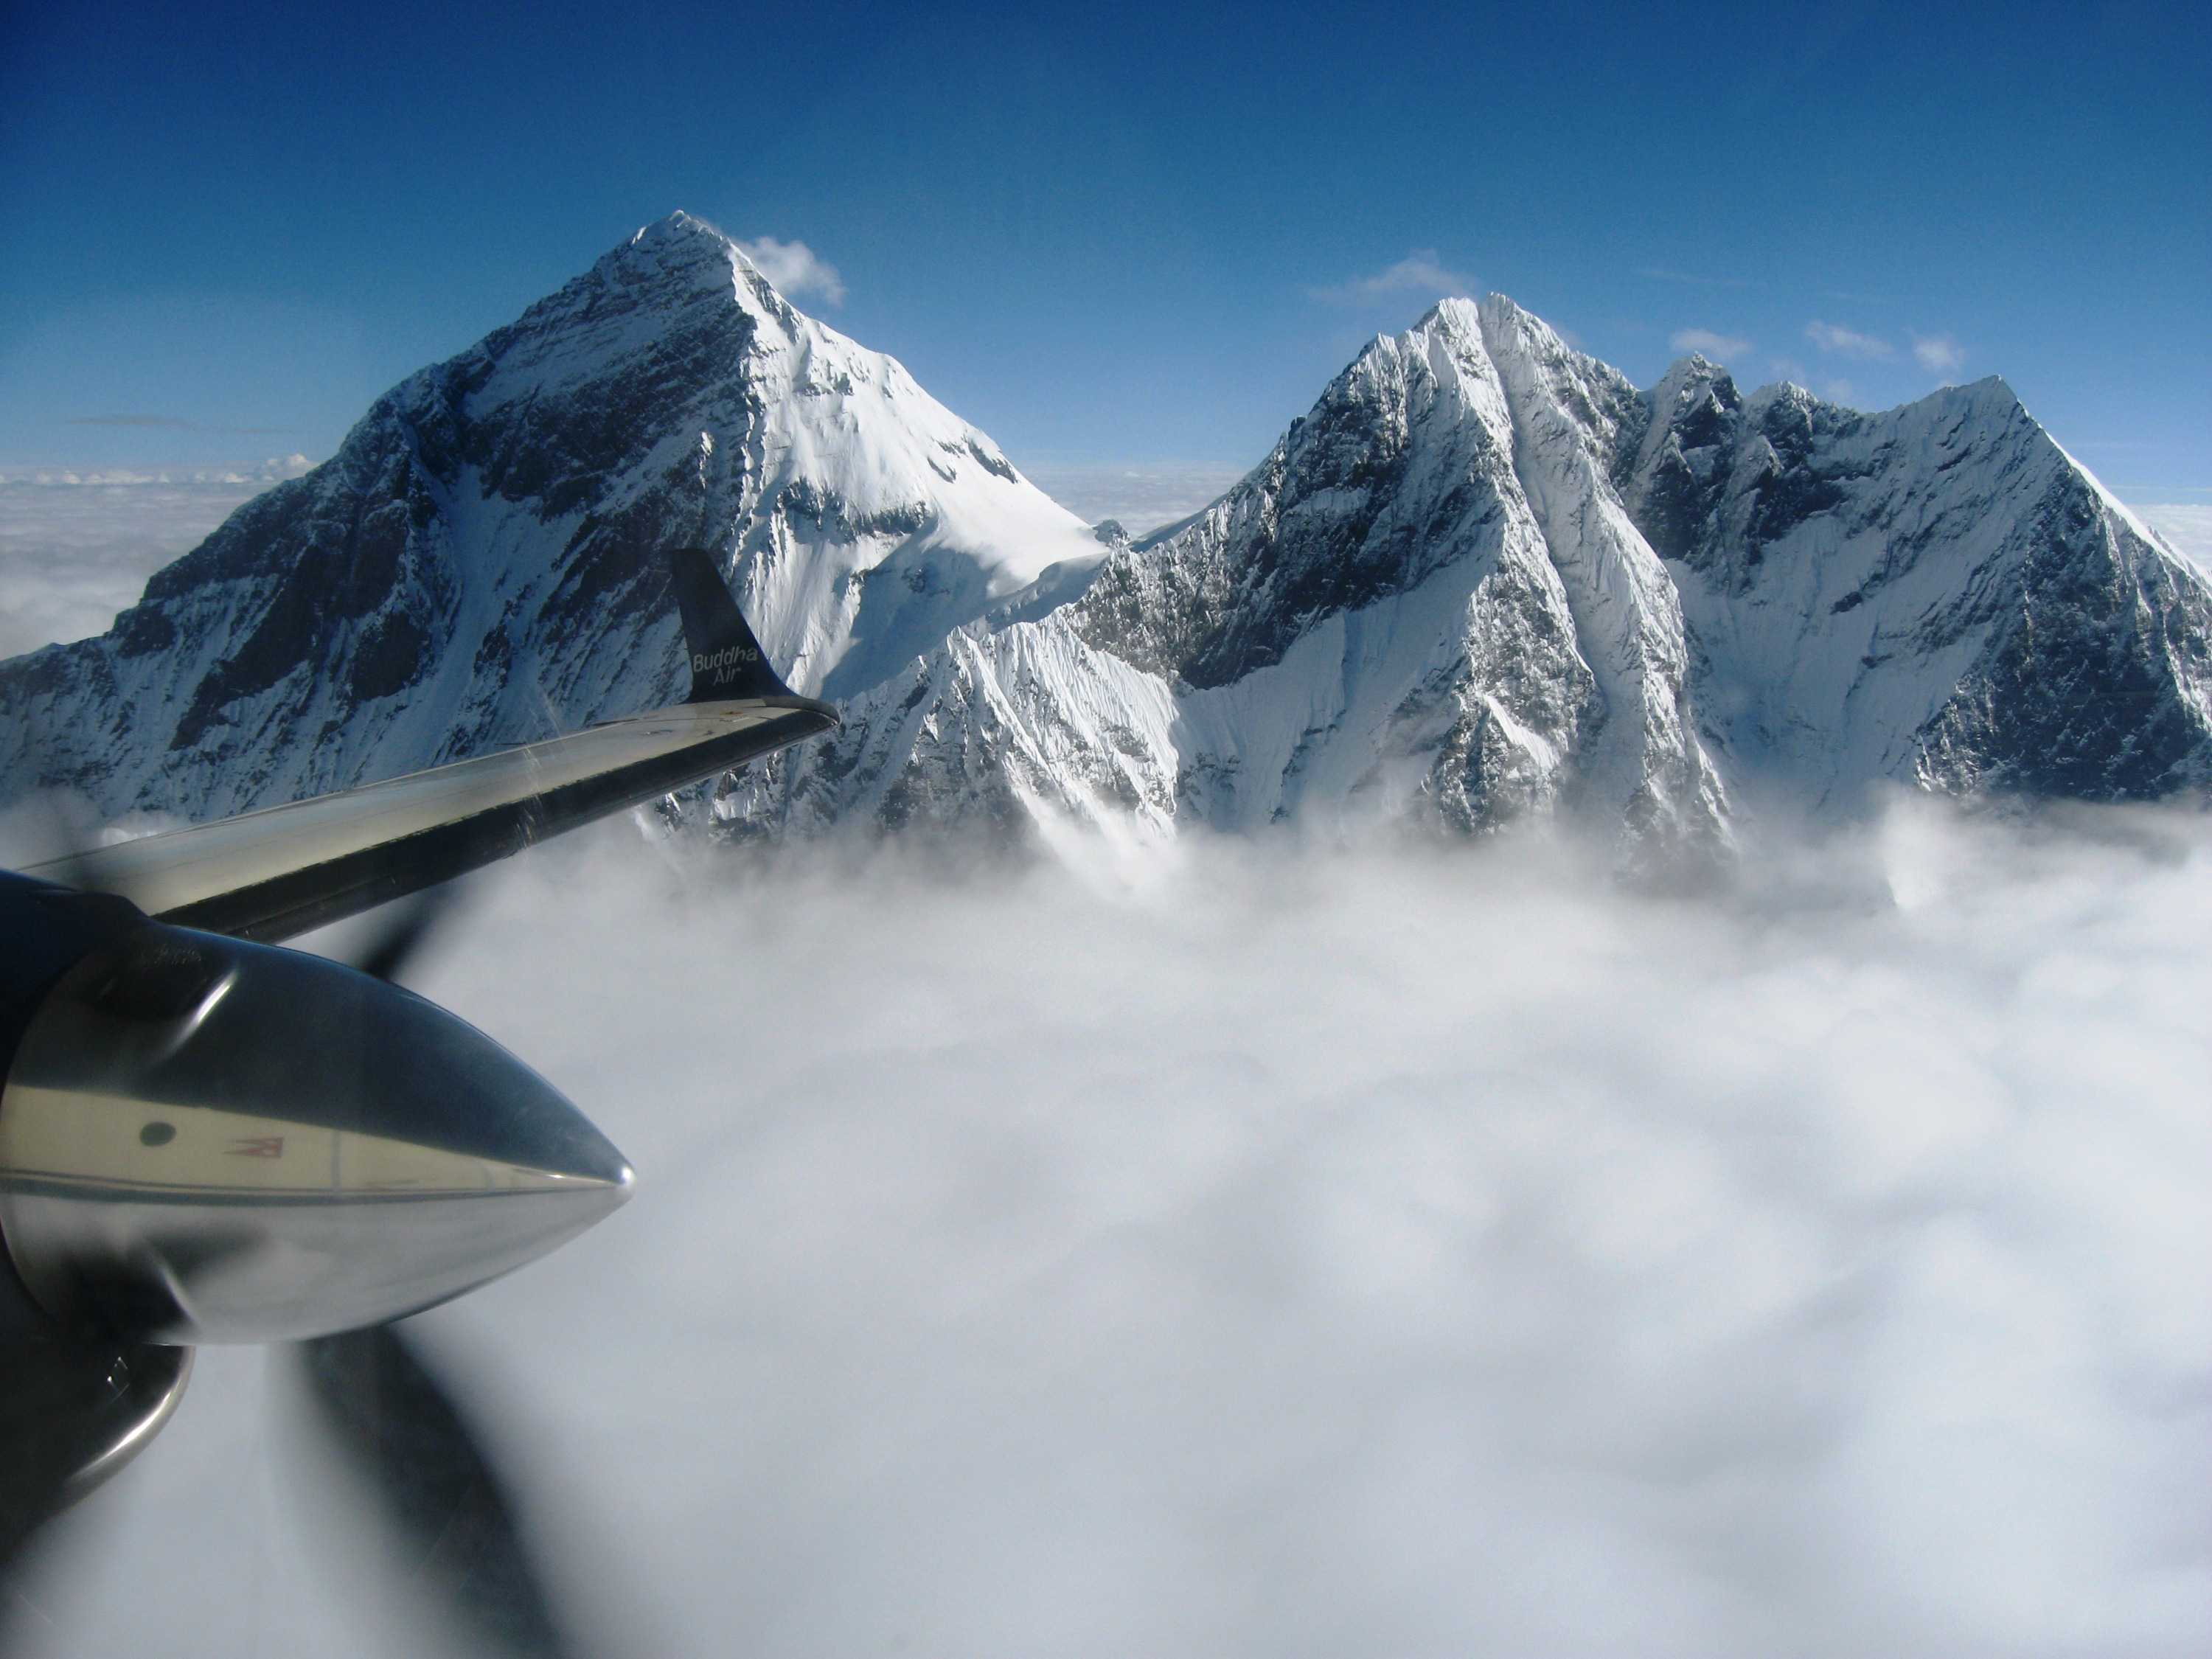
[667, 548, 794, 703]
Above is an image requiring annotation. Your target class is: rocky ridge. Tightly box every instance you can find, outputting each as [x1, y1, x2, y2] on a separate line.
[718, 304, 2212, 848]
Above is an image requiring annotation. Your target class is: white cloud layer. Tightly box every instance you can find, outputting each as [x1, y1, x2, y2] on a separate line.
[1313, 251, 1472, 305]
[1670, 327, 1753, 360]
[13, 805, 2210, 1658]
[0, 462, 313, 658]
[1015, 459, 1252, 536]
[1806, 319, 1896, 359]
[737, 235, 846, 305]
[1913, 331, 1967, 376]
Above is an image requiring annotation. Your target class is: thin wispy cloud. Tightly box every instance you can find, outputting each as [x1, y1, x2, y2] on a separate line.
[1669, 327, 1753, 361]
[1805, 319, 1895, 359]
[68, 414, 297, 434]
[1312, 251, 1472, 305]
[1639, 267, 1755, 288]
[1911, 330, 1966, 376]
[737, 236, 846, 305]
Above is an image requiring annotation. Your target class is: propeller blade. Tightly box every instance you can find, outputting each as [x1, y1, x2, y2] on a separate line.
[349, 880, 463, 987]
[299, 1324, 574, 1658]
[300, 888, 593, 1656]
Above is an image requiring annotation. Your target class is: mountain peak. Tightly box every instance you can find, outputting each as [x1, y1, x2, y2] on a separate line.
[7, 244, 2206, 852]
[0, 212, 1096, 820]
[580, 209, 753, 309]
[568, 210, 824, 345]
[1406, 293, 1551, 346]
[1944, 373, 2022, 413]
[629, 208, 732, 251]
[1416, 293, 1484, 335]
[1472, 293, 1587, 365]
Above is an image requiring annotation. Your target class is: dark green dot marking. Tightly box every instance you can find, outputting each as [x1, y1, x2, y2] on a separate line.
[139, 1121, 177, 1147]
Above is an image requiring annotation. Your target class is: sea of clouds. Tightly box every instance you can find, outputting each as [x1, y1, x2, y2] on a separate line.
[8, 804, 2208, 1658]
[0, 462, 313, 659]
[1012, 459, 1252, 538]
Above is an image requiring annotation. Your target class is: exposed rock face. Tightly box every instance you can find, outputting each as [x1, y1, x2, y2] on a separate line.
[1620, 358, 2212, 807]
[724, 298, 1731, 851]
[0, 213, 1094, 821]
[725, 304, 2212, 849]
[4, 216, 2208, 855]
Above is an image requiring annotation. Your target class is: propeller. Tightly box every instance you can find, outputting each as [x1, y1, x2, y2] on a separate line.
[0, 866, 619, 1654]
[294, 880, 585, 1658]
[0, 873, 201, 1590]
[0, 1257, 191, 1574]
[299, 1323, 576, 1657]
[347, 879, 465, 987]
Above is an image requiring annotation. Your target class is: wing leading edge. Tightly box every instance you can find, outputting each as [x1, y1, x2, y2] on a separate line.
[24, 550, 834, 942]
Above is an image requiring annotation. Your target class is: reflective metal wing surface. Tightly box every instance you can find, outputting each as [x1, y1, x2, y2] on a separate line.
[20, 695, 835, 943]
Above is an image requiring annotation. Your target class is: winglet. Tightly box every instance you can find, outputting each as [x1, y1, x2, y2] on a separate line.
[667, 547, 794, 702]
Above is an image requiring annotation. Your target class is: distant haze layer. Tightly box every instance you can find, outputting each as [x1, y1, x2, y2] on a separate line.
[12, 807, 2208, 1658]
[1009, 459, 1251, 537]
[0, 464, 2200, 661]
[0, 460, 313, 658]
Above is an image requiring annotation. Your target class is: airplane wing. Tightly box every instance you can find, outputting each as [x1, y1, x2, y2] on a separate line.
[22, 549, 837, 942]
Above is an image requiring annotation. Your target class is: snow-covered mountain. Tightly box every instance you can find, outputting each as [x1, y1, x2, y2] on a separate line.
[4, 215, 2208, 851]
[1623, 356, 2212, 807]
[0, 212, 1097, 821]
[720, 297, 1734, 849]
[721, 300, 2212, 847]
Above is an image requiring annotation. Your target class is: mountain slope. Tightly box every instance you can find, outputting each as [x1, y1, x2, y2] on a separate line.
[5, 220, 2207, 854]
[0, 212, 1095, 821]
[727, 297, 1730, 850]
[1622, 358, 2212, 807]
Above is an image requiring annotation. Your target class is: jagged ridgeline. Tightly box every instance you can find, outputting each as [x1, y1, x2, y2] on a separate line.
[5, 214, 2209, 846]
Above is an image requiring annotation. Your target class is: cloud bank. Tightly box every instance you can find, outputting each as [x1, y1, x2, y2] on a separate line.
[1016, 459, 1252, 537]
[0, 462, 313, 658]
[14, 805, 2209, 1658]
[2138, 504, 2212, 577]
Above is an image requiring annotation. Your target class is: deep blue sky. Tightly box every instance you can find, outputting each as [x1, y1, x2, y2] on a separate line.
[3, 0, 2205, 494]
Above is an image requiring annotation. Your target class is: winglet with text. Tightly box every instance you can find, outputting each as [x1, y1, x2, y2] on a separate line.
[667, 547, 794, 703]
